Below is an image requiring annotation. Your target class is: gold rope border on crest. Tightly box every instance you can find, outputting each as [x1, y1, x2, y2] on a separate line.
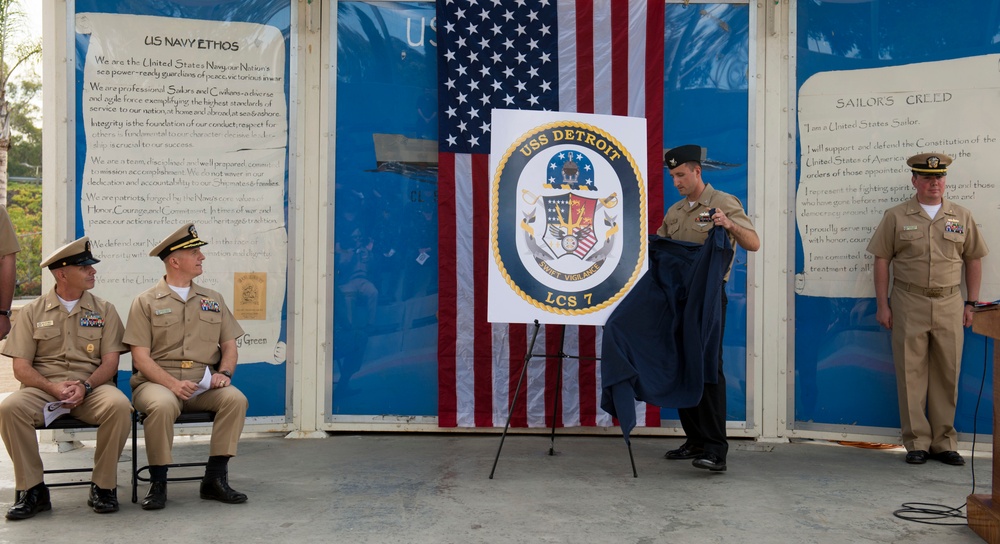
[490, 120, 648, 316]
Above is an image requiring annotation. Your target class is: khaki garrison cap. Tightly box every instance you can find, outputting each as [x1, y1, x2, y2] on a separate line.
[907, 152, 953, 175]
[150, 223, 209, 260]
[41, 237, 101, 269]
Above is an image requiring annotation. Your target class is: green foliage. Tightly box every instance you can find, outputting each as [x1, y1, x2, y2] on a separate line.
[0, 0, 41, 91]
[0, 1, 43, 296]
[7, 76, 40, 179]
[6, 178, 40, 296]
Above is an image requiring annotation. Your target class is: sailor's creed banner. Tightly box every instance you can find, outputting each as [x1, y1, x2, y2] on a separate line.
[488, 110, 648, 326]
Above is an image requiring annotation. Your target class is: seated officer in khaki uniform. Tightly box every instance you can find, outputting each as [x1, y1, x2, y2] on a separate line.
[867, 152, 988, 466]
[124, 223, 248, 510]
[0, 237, 131, 519]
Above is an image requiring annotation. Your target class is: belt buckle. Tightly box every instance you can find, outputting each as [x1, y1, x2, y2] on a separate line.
[924, 288, 943, 298]
[180, 360, 194, 369]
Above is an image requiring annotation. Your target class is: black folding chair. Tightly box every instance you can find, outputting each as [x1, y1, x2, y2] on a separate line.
[130, 409, 216, 503]
[12, 416, 100, 499]
[14, 375, 123, 498]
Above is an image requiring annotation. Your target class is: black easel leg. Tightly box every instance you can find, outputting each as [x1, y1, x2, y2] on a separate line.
[548, 325, 566, 456]
[489, 320, 541, 479]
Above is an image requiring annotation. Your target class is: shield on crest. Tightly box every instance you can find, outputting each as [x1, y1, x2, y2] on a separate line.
[541, 193, 599, 259]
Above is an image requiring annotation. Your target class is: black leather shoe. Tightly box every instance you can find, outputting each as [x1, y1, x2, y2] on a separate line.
[664, 444, 703, 460]
[5, 483, 51, 520]
[692, 454, 727, 472]
[141, 481, 167, 510]
[930, 450, 965, 466]
[87, 484, 119, 514]
[905, 450, 929, 464]
[200, 476, 248, 504]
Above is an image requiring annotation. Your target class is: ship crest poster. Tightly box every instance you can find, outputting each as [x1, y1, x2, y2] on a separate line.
[488, 110, 648, 326]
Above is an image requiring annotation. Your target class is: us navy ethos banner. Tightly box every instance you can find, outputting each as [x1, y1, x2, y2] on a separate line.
[488, 110, 647, 326]
[74, 0, 291, 418]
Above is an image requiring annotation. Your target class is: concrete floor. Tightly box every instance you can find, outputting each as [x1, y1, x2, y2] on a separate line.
[0, 432, 990, 543]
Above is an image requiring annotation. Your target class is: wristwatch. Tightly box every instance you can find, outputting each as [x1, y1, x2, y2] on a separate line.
[82, 381, 93, 397]
[220, 370, 233, 378]
[0, 309, 10, 317]
[965, 300, 977, 307]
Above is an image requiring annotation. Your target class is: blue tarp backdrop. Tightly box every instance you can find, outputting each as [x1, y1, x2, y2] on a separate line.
[332, 2, 753, 424]
[57, 0, 1000, 434]
[794, 0, 1000, 432]
[333, 2, 440, 417]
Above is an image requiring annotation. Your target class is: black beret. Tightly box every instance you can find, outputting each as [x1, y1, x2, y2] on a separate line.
[664, 145, 705, 169]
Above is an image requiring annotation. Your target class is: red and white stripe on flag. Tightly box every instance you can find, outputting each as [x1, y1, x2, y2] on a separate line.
[437, 0, 664, 428]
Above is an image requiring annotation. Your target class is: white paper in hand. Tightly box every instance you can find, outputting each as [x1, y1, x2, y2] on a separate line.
[43, 401, 71, 427]
[189, 366, 213, 399]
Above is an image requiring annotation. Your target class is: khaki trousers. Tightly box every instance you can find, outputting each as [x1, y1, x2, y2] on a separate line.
[132, 381, 248, 466]
[890, 288, 963, 453]
[0, 385, 132, 489]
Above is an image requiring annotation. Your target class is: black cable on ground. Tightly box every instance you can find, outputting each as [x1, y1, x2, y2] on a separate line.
[892, 335, 990, 526]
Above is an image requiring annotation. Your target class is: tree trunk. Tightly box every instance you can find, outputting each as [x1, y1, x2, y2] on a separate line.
[0, 95, 8, 206]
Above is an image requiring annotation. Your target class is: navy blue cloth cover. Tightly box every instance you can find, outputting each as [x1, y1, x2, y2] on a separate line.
[600, 228, 733, 442]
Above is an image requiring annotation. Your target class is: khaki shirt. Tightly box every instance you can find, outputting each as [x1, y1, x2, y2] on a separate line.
[0, 206, 20, 256]
[123, 278, 243, 383]
[866, 196, 988, 287]
[656, 184, 756, 280]
[1, 289, 125, 383]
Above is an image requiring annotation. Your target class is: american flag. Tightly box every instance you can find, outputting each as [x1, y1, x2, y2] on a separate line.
[437, 0, 664, 428]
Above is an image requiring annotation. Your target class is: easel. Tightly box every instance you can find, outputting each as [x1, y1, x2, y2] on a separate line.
[488, 320, 638, 479]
